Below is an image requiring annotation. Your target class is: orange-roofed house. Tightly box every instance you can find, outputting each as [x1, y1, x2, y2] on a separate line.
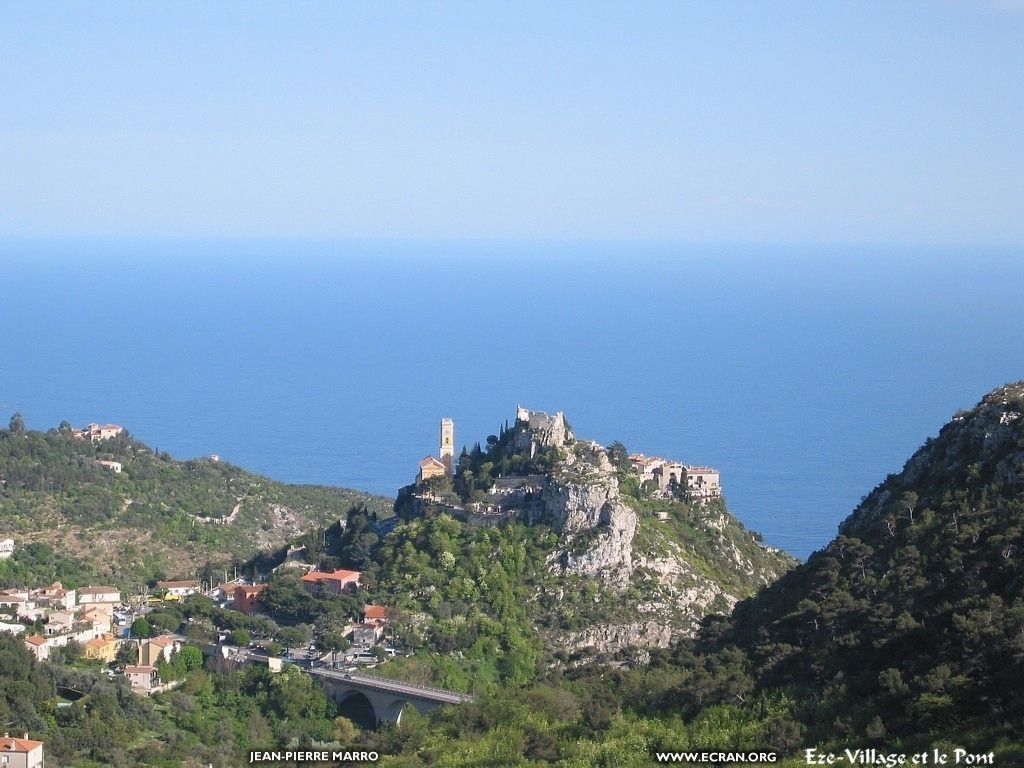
[300, 569, 361, 596]
[23, 635, 50, 662]
[362, 604, 388, 624]
[83, 634, 119, 663]
[0, 734, 44, 768]
[232, 584, 266, 615]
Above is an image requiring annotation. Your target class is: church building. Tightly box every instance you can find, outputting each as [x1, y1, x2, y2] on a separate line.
[416, 418, 455, 483]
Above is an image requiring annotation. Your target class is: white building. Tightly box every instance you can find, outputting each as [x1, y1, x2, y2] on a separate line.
[155, 580, 200, 598]
[77, 586, 121, 605]
[0, 538, 14, 559]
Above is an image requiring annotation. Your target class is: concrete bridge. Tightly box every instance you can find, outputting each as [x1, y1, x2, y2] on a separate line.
[309, 667, 474, 726]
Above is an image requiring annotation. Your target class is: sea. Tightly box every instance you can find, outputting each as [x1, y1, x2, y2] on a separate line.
[3, 240, 1023, 560]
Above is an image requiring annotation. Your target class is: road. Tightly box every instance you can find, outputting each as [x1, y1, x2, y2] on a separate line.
[307, 666, 474, 705]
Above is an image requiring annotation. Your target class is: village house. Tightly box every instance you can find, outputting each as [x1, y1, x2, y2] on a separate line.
[0, 538, 14, 560]
[349, 622, 384, 646]
[0, 623, 25, 636]
[43, 611, 75, 637]
[124, 665, 159, 693]
[80, 605, 113, 634]
[0, 594, 43, 622]
[156, 580, 200, 598]
[0, 734, 44, 768]
[77, 586, 121, 606]
[300, 569, 361, 596]
[629, 453, 722, 499]
[31, 582, 76, 611]
[138, 634, 181, 666]
[83, 634, 120, 663]
[74, 423, 124, 441]
[98, 459, 122, 473]
[232, 584, 266, 615]
[207, 580, 243, 605]
[362, 604, 388, 624]
[685, 466, 722, 498]
[22, 635, 51, 662]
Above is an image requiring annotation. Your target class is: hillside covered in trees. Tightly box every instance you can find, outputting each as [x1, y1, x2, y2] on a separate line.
[0, 419, 390, 588]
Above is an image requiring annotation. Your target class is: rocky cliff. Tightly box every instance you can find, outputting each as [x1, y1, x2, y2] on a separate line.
[528, 441, 638, 578]
[522, 437, 793, 656]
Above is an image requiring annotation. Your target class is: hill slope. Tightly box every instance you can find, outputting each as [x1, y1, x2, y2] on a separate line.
[673, 381, 1024, 748]
[0, 424, 390, 588]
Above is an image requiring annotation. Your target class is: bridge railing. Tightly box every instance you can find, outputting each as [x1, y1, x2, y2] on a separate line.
[311, 666, 474, 700]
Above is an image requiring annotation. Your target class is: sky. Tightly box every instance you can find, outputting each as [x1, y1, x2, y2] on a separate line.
[2, 1, 1022, 245]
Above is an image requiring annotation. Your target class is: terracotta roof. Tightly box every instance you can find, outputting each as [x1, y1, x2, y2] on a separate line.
[25, 635, 48, 646]
[419, 455, 445, 468]
[0, 736, 43, 753]
[85, 637, 115, 649]
[78, 586, 119, 595]
[301, 568, 360, 584]
[363, 605, 388, 620]
[234, 584, 265, 595]
[124, 665, 156, 674]
[147, 635, 176, 647]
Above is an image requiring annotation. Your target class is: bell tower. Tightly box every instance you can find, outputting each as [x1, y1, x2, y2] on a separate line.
[439, 418, 455, 477]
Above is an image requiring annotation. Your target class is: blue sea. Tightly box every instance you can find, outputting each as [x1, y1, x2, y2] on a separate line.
[3, 240, 1023, 560]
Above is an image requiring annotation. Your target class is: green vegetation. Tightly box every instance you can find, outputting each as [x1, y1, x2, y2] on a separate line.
[451, 422, 564, 503]
[23, 387, 1024, 766]
[0, 423, 389, 588]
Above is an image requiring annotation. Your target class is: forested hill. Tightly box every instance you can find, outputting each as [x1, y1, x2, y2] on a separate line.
[0, 420, 390, 588]
[676, 382, 1024, 751]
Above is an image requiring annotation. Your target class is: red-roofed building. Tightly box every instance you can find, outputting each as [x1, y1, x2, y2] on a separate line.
[23, 635, 50, 662]
[0, 734, 44, 768]
[362, 604, 388, 624]
[300, 569, 361, 595]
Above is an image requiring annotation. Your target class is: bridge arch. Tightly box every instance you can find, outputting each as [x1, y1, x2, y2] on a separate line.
[381, 697, 411, 726]
[333, 689, 377, 730]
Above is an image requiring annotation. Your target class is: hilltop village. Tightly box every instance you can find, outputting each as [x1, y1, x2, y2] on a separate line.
[406, 405, 721, 526]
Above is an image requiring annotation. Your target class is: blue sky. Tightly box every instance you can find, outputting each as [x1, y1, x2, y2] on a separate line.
[2, 1, 1022, 245]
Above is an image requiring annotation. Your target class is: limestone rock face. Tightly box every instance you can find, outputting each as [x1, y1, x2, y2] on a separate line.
[528, 442, 638, 578]
[534, 411, 573, 449]
[562, 621, 674, 656]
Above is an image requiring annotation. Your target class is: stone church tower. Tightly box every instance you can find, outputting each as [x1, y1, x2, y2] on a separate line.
[439, 418, 455, 477]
